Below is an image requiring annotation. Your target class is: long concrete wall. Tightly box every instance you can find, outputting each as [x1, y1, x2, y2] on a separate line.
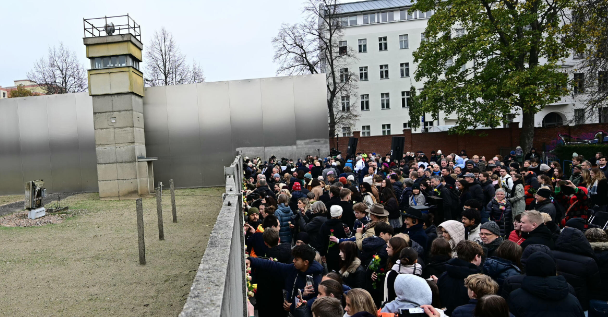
[0, 74, 329, 195]
[179, 155, 247, 317]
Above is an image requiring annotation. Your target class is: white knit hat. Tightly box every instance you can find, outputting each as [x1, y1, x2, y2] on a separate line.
[330, 205, 343, 218]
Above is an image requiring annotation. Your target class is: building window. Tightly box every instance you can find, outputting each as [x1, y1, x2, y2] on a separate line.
[426, 11, 434, 18]
[446, 58, 454, 67]
[455, 28, 465, 38]
[359, 66, 368, 81]
[341, 96, 350, 111]
[388, 11, 395, 21]
[399, 34, 409, 49]
[381, 12, 388, 22]
[380, 65, 389, 79]
[424, 121, 434, 128]
[358, 39, 367, 53]
[419, 11, 426, 19]
[600, 107, 608, 124]
[363, 14, 369, 24]
[342, 127, 352, 137]
[400, 63, 410, 77]
[339, 41, 348, 55]
[362, 125, 371, 136]
[1, 92, 5, 98]
[381, 93, 390, 109]
[403, 122, 410, 129]
[401, 91, 411, 108]
[382, 124, 391, 135]
[599, 71, 608, 92]
[542, 112, 564, 127]
[574, 73, 585, 94]
[421, 33, 426, 42]
[340, 68, 349, 83]
[349, 16, 357, 26]
[361, 94, 369, 111]
[364, 13, 376, 24]
[92, 55, 139, 70]
[400, 10, 407, 20]
[379, 36, 388, 51]
[574, 109, 585, 125]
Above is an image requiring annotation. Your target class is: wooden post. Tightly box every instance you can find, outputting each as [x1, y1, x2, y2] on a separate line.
[170, 179, 177, 223]
[156, 188, 164, 240]
[136, 198, 146, 265]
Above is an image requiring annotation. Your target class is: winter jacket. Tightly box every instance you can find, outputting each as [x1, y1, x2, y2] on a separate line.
[508, 275, 584, 317]
[520, 224, 555, 250]
[383, 261, 424, 304]
[409, 193, 426, 207]
[311, 186, 323, 200]
[551, 227, 601, 311]
[249, 257, 324, 309]
[589, 241, 608, 301]
[246, 232, 268, 258]
[304, 213, 327, 251]
[589, 178, 608, 207]
[555, 186, 590, 227]
[425, 225, 438, 251]
[502, 273, 577, 302]
[535, 199, 557, 221]
[423, 254, 451, 279]
[466, 224, 482, 244]
[439, 220, 466, 257]
[289, 190, 307, 212]
[453, 299, 516, 317]
[399, 187, 413, 211]
[276, 203, 294, 244]
[481, 180, 496, 208]
[437, 258, 481, 316]
[392, 182, 404, 204]
[319, 218, 348, 272]
[487, 198, 513, 237]
[266, 243, 294, 264]
[338, 200, 356, 229]
[384, 197, 400, 220]
[401, 223, 428, 254]
[468, 180, 485, 205]
[481, 236, 503, 259]
[340, 257, 367, 289]
[508, 230, 525, 245]
[433, 184, 456, 222]
[509, 183, 526, 217]
[360, 235, 389, 267]
[483, 256, 522, 290]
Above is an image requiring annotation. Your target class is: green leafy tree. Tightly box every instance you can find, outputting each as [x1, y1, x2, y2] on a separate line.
[411, 0, 577, 152]
[8, 84, 40, 98]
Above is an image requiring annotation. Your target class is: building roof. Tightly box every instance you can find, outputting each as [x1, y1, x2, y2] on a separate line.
[337, 0, 412, 14]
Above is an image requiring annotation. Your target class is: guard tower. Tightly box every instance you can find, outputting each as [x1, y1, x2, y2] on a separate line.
[83, 15, 155, 199]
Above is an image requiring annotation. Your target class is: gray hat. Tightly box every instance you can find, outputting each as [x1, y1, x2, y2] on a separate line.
[463, 173, 475, 178]
[480, 221, 501, 237]
[404, 178, 415, 186]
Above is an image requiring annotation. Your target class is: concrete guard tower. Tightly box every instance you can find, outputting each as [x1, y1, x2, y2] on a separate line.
[83, 15, 155, 199]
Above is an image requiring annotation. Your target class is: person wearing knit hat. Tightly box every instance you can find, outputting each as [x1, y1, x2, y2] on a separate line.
[330, 205, 343, 218]
[246, 207, 262, 231]
[564, 217, 588, 231]
[508, 252, 584, 317]
[539, 163, 551, 173]
[479, 221, 503, 258]
[347, 175, 355, 182]
[339, 177, 348, 185]
[321, 205, 348, 272]
[295, 232, 310, 246]
[292, 182, 302, 191]
[304, 173, 312, 179]
[533, 188, 556, 220]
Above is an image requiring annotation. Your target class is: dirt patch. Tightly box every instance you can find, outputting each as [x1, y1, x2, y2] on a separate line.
[0, 210, 70, 227]
[0, 187, 223, 316]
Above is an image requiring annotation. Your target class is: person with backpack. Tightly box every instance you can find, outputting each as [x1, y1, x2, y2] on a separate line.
[500, 167, 514, 198]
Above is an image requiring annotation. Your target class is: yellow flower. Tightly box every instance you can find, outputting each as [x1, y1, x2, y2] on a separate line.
[253, 284, 257, 290]
[374, 255, 380, 260]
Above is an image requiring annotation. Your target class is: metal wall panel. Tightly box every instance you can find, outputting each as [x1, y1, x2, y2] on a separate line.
[0, 98, 24, 194]
[75, 93, 98, 192]
[142, 86, 172, 187]
[165, 84, 203, 188]
[17, 97, 54, 192]
[47, 94, 82, 192]
[228, 79, 264, 148]
[197, 82, 234, 186]
[293, 75, 329, 140]
[261, 77, 297, 146]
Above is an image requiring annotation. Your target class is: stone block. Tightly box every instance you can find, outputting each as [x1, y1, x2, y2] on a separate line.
[118, 179, 139, 198]
[135, 144, 146, 159]
[92, 95, 113, 113]
[93, 112, 112, 129]
[94, 129, 115, 146]
[136, 161, 148, 178]
[98, 180, 119, 198]
[134, 128, 145, 144]
[133, 111, 144, 129]
[97, 163, 118, 181]
[138, 177, 150, 195]
[96, 146, 117, 164]
[116, 162, 137, 180]
[112, 111, 136, 129]
[114, 128, 135, 144]
[132, 95, 144, 113]
[115, 144, 136, 163]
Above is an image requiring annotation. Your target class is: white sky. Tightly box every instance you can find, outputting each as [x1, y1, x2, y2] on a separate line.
[0, 0, 358, 87]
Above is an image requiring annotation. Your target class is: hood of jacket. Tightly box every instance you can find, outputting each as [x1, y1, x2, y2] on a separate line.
[521, 244, 552, 268]
[439, 220, 465, 248]
[362, 236, 387, 252]
[555, 227, 595, 258]
[445, 258, 480, 279]
[521, 275, 570, 300]
[590, 241, 608, 251]
[483, 256, 521, 277]
[303, 260, 324, 275]
[383, 274, 432, 313]
[391, 260, 423, 275]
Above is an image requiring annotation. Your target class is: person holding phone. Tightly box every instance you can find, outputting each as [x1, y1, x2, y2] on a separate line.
[554, 179, 590, 227]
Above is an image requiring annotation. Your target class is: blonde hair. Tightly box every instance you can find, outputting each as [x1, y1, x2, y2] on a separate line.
[394, 233, 411, 245]
[540, 212, 552, 224]
[345, 288, 377, 316]
[464, 274, 499, 298]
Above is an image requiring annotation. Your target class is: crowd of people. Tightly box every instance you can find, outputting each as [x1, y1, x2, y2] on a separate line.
[242, 149, 608, 317]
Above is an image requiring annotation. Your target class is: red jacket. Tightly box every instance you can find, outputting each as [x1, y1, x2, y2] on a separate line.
[508, 230, 525, 245]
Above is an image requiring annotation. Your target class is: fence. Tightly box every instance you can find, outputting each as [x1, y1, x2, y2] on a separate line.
[179, 155, 247, 317]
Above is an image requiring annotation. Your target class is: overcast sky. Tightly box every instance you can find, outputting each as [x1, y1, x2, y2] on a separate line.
[0, 0, 356, 87]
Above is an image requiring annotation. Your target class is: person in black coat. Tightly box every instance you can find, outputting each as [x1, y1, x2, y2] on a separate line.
[436, 240, 484, 316]
[464, 173, 485, 205]
[338, 241, 367, 289]
[401, 207, 429, 253]
[519, 210, 555, 250]
[338, 188, 356, 229]
[304, 202, 328, 252]
[319, 205, 348, 273]
[508, 252, 584, 317]
[552, 227, 601, 312]
[430, 176, 456, 222]
[264, 229, 293, 264]
[586, 228, 608, 314]
[423, 238, 452, 279]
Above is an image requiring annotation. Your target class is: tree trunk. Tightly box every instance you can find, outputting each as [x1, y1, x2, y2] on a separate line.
[328, 101, 336, 138]
[520, 110, 535, 154]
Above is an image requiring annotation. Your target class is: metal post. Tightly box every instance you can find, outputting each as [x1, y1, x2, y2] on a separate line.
[136, 198, 146, 265]
[156, 188, 164, 240]
[170, 179, 177, 223]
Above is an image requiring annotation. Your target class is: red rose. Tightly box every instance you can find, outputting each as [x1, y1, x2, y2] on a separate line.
[330, 229, 334, 233]
[380, 268, 385, 272]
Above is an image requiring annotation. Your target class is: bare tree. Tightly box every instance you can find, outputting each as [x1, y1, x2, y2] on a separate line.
[27, 43, 87, 94]
[272, 0, 358, 137]
[145, 27, 205, 86]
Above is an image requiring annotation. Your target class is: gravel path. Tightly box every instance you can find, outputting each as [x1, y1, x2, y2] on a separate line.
[0, 192, 77, 217]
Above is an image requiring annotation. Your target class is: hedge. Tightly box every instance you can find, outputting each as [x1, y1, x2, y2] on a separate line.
[552, 144, 608, 173]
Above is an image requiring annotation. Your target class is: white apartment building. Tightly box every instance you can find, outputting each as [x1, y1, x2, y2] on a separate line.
[334, 0, 608, 137]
